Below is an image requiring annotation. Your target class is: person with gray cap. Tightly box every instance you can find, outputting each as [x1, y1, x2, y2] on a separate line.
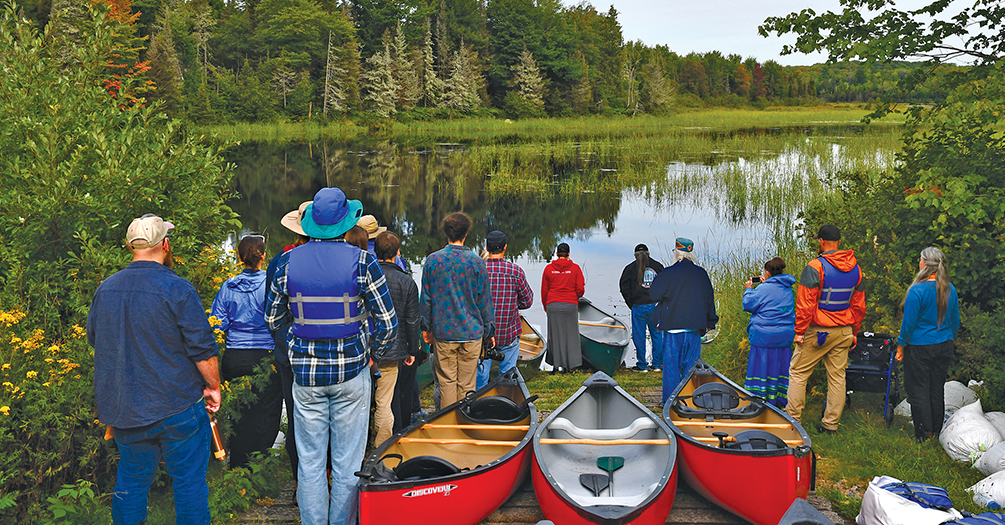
[649, 237, 718, 403]
[787, 224, 865, 435]
[88, 214, 220, 524]
[619, 243, 665, 372]
[265, 188, 398, 525]
[476, 230, 533, 389]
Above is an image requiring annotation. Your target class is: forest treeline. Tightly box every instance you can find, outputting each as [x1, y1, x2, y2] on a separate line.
[22, 0, 956, 123]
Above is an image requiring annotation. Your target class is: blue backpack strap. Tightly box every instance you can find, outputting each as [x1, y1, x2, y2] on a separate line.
[957, 513, 1005, 525]
[880, 481, 953, 511]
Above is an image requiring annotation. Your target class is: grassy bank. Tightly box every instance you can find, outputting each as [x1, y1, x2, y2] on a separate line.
[199, 105, 906, 144]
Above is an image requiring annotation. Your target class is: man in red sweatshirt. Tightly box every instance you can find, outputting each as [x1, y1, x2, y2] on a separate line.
[786, 224, 865, 434]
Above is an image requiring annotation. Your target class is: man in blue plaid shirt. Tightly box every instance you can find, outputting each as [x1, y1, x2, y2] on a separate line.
[266, 188, 397, 525]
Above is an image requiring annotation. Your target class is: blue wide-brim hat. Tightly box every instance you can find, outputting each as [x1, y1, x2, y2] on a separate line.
[301, 188, 363, 240]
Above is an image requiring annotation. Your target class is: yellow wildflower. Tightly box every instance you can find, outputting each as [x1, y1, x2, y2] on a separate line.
[48, 345, 60, 353]
[208, 316, 222, 327]
[45, 358, 53, 364]
[43, 382, 50, 387]
[1, 382, 11, 389]
[0, 406, 8, 416]
[9, 337, 21, 345]
[26, 371, 37, 379]
[0, 310, 26, 327]
[1, 363, 9, 370]
[58, 359, 69, 365]
[72, 325, 86, 338]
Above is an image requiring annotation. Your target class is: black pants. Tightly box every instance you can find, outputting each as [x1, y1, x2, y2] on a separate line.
[392, 359, 419, 433]
[276, 359, 298, 475]
[903, 340, 954, 440]
[221, 349, 283, 469]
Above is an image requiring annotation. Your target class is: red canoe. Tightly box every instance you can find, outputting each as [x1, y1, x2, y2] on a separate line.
[663, 359, 814, 525]
[533, 372, 678, 525]
[356, 368, 537, 525]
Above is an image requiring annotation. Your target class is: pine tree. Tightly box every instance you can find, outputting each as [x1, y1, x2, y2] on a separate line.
[643, 59, 673, 112]
[440, 42, 480, 115]
[323, 31, 348, 116]
[420, 17, 443, 107]
[393, 22, 421, 108]
[570, 52, 593, 114]
[510, 46, 545, 108]
[191, 0, 215, 80]
[338, 6, 362, 110]
[362, 43, 398, 117]
[146, 7, 184, 112]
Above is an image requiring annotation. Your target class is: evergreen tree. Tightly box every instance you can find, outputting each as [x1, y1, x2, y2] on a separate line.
[420, 18, 443, 107]
[191, 0, 214, 80]
[362, 44, 398, 117]
[272, 66, 299, 108]
[440, 42, 480, 114]
[642, 59, 673, 112]
[569, 51, 592, 114]
[393, 22, 421, 108]
[146, 7, 184, 112]
[323, 31, 348, 116]
[511, 46, 545, 108]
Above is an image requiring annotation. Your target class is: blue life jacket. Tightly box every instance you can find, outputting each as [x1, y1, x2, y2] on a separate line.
[818, 257, 860, 312]
[287, 241, 367, 340]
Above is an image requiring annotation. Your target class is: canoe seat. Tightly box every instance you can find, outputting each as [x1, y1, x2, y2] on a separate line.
[548, 417, 658, 440]
[672, 382, 767, 421]
[394, 455, 461, 481]
[460, 396, 529, 425]
[724, 430, 788, 451]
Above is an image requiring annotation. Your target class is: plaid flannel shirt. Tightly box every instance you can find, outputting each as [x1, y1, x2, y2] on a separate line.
[486, 258, 533, 347]
[265, 239, 397, 386]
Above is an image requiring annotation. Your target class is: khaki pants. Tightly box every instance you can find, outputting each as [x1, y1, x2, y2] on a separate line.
[433, 340, 481, 407]
[373, 360, 400, 446]
[785, 324, 853, 431]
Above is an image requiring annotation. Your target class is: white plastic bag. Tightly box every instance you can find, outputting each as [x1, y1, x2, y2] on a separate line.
[976, 443, 1005, 476]
[946, 380, 979, 411]
[987, 412, 1005, 440]
[941, 400, 1003, 463]
[969, 470, 1005, 509]
[894, 398, 912, 417]
[857, 475, 963, 525]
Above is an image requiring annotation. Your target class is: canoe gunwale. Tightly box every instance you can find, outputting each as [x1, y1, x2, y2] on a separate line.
[533, 372, 677, 524]
[358, 368, 537, 493]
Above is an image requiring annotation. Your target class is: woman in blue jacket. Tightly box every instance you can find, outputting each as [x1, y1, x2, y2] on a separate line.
[896, 247, 959, 441]
[211, 234, 282, 469]
[742, 257, 796, 407]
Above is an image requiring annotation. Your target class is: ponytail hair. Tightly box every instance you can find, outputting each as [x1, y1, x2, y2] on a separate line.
[903, 247, 950, 326]
[635, 246, 650, 286]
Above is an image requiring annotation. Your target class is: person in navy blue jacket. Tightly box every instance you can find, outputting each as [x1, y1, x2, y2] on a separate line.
[742, 257, 796, 407]
[211, 234, 282, 469]
[896, 246, 960, 441]
[650, 238, 718, 403]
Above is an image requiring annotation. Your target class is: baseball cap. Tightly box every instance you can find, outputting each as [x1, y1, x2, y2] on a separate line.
[814, 224, 841, 241]
[486, 230, 507, 252]
[126, 214, 174, 249]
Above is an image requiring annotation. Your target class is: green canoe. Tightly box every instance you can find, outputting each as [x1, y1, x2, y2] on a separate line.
[577, 297, 630, 376]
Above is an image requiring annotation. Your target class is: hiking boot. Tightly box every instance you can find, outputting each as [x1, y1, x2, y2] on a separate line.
[632, 365, 649, 373]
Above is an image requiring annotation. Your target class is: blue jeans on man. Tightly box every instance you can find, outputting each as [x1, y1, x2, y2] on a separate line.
[112, 400, 211, 525]
[631, 303, 664, 370]
[293, 371, 371, 525]
[476, 338, 520, 389]
[662, 331, 702, 403]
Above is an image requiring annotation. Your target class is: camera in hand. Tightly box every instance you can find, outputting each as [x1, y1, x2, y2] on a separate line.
[481, 346, 506, 362]
[751, 276, 761, 284]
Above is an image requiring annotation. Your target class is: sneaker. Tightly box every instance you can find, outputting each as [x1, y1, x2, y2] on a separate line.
[651, 367, 662, 372]
[632, 365, 649, 373]
[816, 424, 837, 435]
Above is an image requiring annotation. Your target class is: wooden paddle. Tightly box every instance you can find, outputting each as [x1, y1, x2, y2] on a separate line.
[578, 321, 627, 329]
[598, 456, 624, 494]
[580, 473, 609, 497]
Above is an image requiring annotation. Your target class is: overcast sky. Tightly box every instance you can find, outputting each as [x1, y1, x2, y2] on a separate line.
[603, 0, 934, 66]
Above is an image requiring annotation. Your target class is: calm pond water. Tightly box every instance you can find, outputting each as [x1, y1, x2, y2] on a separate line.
[226, 125, 899, 361]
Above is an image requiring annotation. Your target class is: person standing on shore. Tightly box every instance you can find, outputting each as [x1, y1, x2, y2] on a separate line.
[420, 212, 495, 407]
[89, 214, 220, 524]
[649, 238, 718, 403]
[477, 230, 533, 388]
[265, 187, 397, 525]
[542, 242, 585, 373]
[620, 243, 665, 372]
[373, 231, 420, 444]
[786, 224, 865, 435]
[210, 234, 282, 469]
[742, 257, 796, 408]
[896, 247, 959, 441]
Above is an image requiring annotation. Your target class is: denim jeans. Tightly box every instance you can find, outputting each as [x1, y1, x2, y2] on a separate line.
[112, 400, 210, 525]
[662, 331, 702, 403]
[476, 338, 521, 389]
[293, 371, 371, 525]
[631, 304, 664, 369]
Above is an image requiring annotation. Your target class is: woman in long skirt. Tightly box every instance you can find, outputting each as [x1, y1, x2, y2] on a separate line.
[742, 257, 796, 407]
[542, 243, 585, 372]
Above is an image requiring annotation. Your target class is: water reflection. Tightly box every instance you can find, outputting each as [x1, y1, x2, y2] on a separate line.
[226, 125, 898, 340]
